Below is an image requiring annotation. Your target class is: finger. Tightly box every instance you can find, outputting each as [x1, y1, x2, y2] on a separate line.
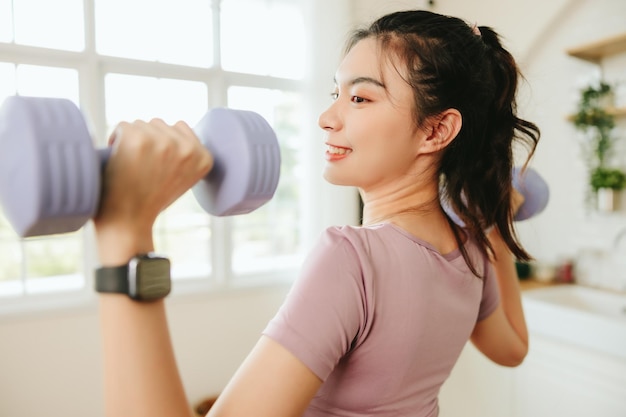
[124, 119, 179, 160]
[171, 120, 197, 140]
[511, 188, 525, 215]
[107, 121, 132, 147]
[171, 120, 214, 175]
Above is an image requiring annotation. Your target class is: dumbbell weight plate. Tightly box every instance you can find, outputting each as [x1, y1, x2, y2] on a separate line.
[441, 166, 550, 227]
[192, 108, 281, 216]
[0, 96, 100, 237]
[511, 166, 550, 221]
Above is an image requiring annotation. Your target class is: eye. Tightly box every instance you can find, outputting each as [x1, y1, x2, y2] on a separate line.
[330, 92, 339, 100]
[351, 96, 368, 104]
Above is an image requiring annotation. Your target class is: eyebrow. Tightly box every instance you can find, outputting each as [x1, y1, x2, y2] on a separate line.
[334, 76, 385, 89]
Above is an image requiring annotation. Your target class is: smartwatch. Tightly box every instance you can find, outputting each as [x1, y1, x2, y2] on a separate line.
[95, 253, 171, 301]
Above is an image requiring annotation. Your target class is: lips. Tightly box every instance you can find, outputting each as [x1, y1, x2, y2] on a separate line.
[325, 144, 352, 161]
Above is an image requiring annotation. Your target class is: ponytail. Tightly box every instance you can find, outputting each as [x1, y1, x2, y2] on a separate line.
[476, 26, 540, 262]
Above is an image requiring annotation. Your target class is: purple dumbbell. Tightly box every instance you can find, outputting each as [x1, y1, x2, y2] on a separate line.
[0, 96, 281, 237]
[442, 166, 550, 227]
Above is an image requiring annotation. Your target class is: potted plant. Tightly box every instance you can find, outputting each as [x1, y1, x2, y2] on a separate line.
[571, 81, 625, 211]
[590, 167, 626, 211]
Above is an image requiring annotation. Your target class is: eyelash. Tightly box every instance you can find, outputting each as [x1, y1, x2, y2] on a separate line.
[330, 92, 368, 104]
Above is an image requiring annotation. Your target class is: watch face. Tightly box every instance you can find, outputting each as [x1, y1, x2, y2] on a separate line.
[131, 257, 171, 301]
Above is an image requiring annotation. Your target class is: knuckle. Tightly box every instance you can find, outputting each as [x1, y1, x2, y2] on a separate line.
[174, 120, 191, 130]
[150, 117, 166, 125]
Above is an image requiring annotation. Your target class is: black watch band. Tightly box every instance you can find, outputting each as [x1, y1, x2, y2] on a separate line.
[95, 265, 130, 294]
[95, 253, 171, 301]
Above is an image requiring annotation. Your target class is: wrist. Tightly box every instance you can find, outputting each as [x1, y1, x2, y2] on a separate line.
[95, 221, 155, 266]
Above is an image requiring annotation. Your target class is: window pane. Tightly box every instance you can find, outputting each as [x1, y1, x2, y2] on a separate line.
[154, 193, 211, 280]
[105, 73, 208, 125]
[0, 0, 13, 42]
[0, 62, 16, 100]
[13, 0, 84, 51]
[221, 0, 305, 79]
[23, 235, 84, 294]
[16, 65, 79, 103]
[95, 0, 213, 67]
[105, 74, 211, 279]
[227, 86, 304, 275]
[0, 225, 22, 298]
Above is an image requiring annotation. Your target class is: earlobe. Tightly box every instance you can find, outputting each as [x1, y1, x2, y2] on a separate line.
[422, 109, 462, 153]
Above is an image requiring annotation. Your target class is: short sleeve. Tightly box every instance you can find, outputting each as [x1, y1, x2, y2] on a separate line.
[477, 260, 500, 321]
[262, 228, 367, 381]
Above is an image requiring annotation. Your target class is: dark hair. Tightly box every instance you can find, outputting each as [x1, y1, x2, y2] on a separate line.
[347, 10, 540, 274]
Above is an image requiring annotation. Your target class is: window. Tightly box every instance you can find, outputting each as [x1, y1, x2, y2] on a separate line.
[227, 87, 305, 278]
[0, 0, 308, 309]
[11, 0, 84, 51]
[220, 0, 305, 79]
[95, 0, 213, 67]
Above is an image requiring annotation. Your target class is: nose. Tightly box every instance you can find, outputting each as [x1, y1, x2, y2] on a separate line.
[318, 101, 342, 132]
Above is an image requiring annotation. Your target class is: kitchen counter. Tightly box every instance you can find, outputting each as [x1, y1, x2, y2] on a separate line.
[519, 278, 563, 291]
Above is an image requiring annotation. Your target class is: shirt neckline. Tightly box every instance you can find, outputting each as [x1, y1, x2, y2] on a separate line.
[365, 222, 463, 262]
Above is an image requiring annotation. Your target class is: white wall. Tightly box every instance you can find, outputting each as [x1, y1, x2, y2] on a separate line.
[0, 287, 289, 417]
[513, 0, 626, 282]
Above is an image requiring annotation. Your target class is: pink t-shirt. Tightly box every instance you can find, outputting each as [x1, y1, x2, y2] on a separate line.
[263, 223, 500, 417]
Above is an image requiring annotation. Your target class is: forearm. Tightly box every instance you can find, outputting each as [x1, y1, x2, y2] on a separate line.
[99, 296, 192, 417]
[488, 227, 528, 347]
[97, 230, 192, 417]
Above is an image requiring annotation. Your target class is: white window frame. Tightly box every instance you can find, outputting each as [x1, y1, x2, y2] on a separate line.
[0, 0, 358, 317]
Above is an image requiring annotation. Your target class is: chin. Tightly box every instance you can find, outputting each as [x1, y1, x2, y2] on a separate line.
[322, 168, 351, 186]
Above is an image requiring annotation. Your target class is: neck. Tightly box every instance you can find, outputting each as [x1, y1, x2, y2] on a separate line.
[360, 174, 441, 226]
[359, 163, 459, 254]
[362, 182, 460, 254]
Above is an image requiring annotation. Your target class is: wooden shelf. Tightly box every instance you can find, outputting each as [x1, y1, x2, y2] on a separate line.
[567, 32, 626, 62]
[611, 106, 626, 118]
[519, 279, 568, 292]
[567, 106, 626, 122]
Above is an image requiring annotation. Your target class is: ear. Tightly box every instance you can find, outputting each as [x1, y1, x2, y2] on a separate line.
[419, 109, 462, 154]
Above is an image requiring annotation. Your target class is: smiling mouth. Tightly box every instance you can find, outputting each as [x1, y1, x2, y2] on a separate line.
[327, 144, 352, 155]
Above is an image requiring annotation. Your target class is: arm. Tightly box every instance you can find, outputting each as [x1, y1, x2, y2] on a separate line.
[208, 337, 321, 417]
[470, 191, 529, 367]
[95, 119, 212, 417]
[95, 119, 320, 417]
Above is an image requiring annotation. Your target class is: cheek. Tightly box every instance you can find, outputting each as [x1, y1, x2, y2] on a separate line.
[366, 145, 416, 179]
[363, 125, 419, 172]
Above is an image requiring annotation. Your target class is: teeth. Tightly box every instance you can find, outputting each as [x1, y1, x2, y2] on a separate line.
[328, 145, 351, 155]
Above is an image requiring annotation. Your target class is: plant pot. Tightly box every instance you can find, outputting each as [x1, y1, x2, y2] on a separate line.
[597, 90, 615, 109]
[597, 188, 620, 212]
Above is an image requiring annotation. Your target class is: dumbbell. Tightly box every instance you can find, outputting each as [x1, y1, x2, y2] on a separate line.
[0, 96, 281, 238]
[442, 166, 550, 227]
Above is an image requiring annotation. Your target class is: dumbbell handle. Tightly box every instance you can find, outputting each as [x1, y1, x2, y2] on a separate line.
[97, 147, 112, 171]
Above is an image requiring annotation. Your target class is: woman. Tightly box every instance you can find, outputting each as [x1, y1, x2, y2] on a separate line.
[95, 10, 539, 417]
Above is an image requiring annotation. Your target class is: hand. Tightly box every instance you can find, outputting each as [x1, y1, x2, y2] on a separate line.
[511, 188, 525, 217]
[94, 119, 213, 262]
